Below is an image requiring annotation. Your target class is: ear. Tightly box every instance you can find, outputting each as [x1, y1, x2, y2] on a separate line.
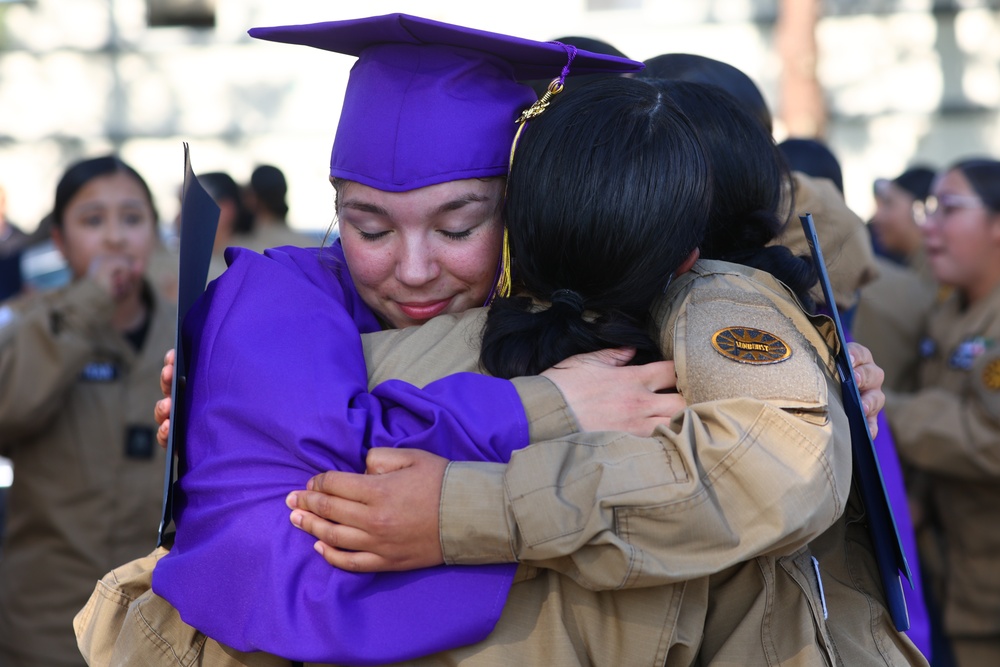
[674, 247, 700, 277]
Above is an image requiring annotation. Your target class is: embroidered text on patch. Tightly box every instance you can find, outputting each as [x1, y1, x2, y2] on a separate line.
[711, 327, 792, 365]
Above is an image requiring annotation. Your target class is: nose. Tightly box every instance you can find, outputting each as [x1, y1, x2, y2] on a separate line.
[104, 217, 126, 247]
[395, 235, 440, 287]
[920, 216, 940, 242]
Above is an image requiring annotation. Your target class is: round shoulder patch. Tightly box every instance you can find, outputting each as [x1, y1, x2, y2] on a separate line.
[711, 326, 793, 365]
[983, 358, 1000, 391]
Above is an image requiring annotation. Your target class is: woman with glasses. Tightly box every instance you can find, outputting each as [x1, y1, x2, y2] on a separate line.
[854, 167, 941, 394]
[884, 158, 1000, 667]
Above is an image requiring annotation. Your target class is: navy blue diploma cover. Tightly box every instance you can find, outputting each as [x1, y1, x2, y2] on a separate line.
[157, 144, 220, 547]
[799, 213, 912, 631]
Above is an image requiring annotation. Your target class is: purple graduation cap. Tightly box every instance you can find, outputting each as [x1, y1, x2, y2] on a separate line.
[250, 13, 643, 192]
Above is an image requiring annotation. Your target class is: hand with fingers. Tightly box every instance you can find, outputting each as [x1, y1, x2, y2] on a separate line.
[287, 347, 689, 571]
[541, 347, 686, 436]
[154, 349, 177, 448]
[847, 341, 886, 438]
[287, 448, 447, 572]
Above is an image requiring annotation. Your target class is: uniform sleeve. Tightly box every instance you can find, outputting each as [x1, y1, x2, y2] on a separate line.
[0, 280, 113, 442]
[886, 347, 1000, 480]
[439, 272, 852, 590]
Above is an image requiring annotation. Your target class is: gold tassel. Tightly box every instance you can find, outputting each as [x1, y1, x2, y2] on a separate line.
[495, 226, 512, 299]
[492, 78, 564, 303]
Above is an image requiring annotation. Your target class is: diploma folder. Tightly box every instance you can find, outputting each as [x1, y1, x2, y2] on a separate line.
[157, 144, 220, 547]
[799, 213, 911, 631]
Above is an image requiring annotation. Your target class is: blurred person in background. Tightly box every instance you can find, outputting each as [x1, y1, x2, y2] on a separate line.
[0, 155, 172, 666]
[0, 184, 29, 301]
[885, 157, 1000, 667]
[199, 170, 254, 283]
[778, 136, 845, 195]
[242, 163, 315, 251]
[854, 166, 940, 393]
[870, 167, 938, 269]
[0, 184, 28, 257]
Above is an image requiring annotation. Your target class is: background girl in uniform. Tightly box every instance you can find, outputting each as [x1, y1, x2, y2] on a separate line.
[885, 157, 1000, 667]
[0, 155, 173, 666]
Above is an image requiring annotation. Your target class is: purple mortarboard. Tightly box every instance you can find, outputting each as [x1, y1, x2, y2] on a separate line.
[249, 13, 643, 192]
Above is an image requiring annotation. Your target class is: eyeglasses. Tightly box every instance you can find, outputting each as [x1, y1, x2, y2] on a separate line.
[923, 193, 983, 221]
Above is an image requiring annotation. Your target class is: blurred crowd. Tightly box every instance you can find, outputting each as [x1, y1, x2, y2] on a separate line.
[1, 30, 999, 667]
[0, 162, 317, 304]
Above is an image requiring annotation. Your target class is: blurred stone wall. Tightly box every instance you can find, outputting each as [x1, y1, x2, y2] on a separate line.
[0, 0, 997, 233]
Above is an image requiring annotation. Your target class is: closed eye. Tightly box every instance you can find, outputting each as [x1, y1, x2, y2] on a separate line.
[357, 229, 391, 242]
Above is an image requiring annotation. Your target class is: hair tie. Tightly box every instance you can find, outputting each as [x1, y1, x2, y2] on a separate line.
[550, 288, 585, 316]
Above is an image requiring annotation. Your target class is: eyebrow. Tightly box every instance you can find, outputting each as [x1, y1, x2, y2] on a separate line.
[433, 193, 495, 215]
[340, 200, 390, 216]
[73, 198, 148, 213]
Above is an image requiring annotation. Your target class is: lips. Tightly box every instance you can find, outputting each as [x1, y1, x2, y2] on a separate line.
[396, 298, 452, 322]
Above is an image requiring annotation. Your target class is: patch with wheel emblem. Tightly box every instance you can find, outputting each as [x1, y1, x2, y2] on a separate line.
[711, 327, 792, 365]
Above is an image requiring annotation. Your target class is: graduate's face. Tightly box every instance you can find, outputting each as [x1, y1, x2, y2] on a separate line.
[336, 178, 505, 329]
[51, 171, 157, 294]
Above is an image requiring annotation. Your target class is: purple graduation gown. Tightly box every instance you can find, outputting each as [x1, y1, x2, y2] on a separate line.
[152, 244, 526, 664]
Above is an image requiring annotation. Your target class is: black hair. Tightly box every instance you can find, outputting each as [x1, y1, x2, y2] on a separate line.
[201, 171, 254, 234]
[638, 53, 773, 134]
[890, 166, 936, 202]
[249, 164, 290, 221]
[950, 158, 1000, 215]
[778, 138, 845, 195]
[53, 155, 159, 228]
[480, 77, 712, 379]
[653, 80, 818, 310]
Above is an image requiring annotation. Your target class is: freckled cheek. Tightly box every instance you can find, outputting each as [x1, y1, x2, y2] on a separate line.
[343, 244, 397, 298]
[451, 237, 502, 297]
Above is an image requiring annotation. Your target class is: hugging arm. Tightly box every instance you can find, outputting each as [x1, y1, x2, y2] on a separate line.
[295, 267, 858, 588]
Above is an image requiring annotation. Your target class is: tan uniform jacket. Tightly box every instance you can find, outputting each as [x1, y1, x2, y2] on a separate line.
[206, 227, 317, 284]
[241, 224, 317, 255]
[777, 172, 879, 311]
[76, 260, 855, 666]
[852, 254, 937, 393]
[885, 283, 1000, 638]
[0, 279, 174, 666]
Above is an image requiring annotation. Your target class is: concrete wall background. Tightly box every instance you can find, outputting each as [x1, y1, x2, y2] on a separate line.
[1, 0, 998, 233]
